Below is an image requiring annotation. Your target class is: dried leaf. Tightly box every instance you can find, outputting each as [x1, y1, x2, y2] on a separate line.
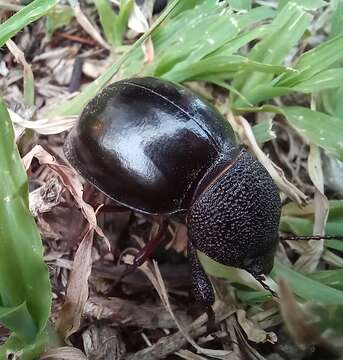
[236, 309, 277, 344]
[29, 177, 63, 217]
[227, 112, 307, 205]
[22, 145, 109, 247]
[6, 39, 34, 105]
[56, 228, 94, 339]
[40, 346, 87, 359]
[295, 145, 329, 272]
[129, 256, 230, 358]
[9, 109, 76, 135]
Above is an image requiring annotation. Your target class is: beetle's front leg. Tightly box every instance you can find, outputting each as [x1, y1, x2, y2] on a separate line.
[187, 240, 215, 330]
[133, 217, 168, 266]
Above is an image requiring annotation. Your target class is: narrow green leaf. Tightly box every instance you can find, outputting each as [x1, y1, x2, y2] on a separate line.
[228, 0, 252, 11]
[0, 0, 58, 48]
[0, 303, 36, 344]
[0, 99, 51, 341]
[292, 68, 343, 93]
[278, 0, 326, 10]
[278, 34, 343, 87]
[162, 55, 295, 83]
[325, 240, 343, 252]
[281, 106, 343, 160]
[232, 2, 311, 107]
[307, 269, 343, 291]
[272, 262, 343, 305]
[330, 0, 343, 38]
[252, 119, 276, 145]
[94, 0, 118, 44]
[0, 325, 62, 360]
[114, 0, 134, 45]
[46, 0, 181, 117]
[45, 5, 74, 35]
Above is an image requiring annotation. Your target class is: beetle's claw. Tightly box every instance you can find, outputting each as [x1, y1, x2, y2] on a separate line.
[254, 274, 279, 299]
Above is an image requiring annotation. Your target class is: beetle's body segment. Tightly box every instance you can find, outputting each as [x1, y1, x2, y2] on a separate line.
[64, 77, 281, 307]
[64, 77, 236, 215]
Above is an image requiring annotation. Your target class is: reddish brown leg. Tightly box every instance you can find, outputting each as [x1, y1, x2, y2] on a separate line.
[134, 218, 168, 266]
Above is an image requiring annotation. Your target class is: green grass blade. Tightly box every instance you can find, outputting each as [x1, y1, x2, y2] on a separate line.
[0, 325, 61, 360]
[228, 0, 252, 11]
[272, 262, 343, 305]
[281, 106, 343, 160]
[45, 5, 74, 35]
[46, 0, 181, 117]
[231, 1, 311, 107]
[162, 55, 294, 83]
[0, 303, 36, 344]
[307, 269, 343, 291]
[278, 34, 343, 87]
[114, 0, 134, 45]
[325, 240, 343, 252]
[252, 119, 276, 145]
[278, 0, 326, 10]
[94, 0, 133, 45]
[0, 99, 51, 341]
[94, 0, 118, 44]
[330, 0, 343, 38]
[292, 68, 343, 93]
[0, 0, 58, 48]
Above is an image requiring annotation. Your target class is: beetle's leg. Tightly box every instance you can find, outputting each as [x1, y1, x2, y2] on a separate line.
[133, 218, 168, 267]
[253, 274, 279, 299]
[187, 240, 215, 331]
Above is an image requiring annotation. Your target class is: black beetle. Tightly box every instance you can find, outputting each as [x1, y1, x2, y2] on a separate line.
[64, 77, 281, 307]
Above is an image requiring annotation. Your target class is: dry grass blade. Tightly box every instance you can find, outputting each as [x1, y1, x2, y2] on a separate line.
[22, 145, 109, 247]
[73, 4, 110, 50]
[57, 227, 94, 339]
[126, 300, 233, 360]
[135, 258, 230, 358]
[9, 109, 77, 135]
[6, 39, 34, 105]
[40, 346, 87, 359]
[176, 349, 209, 360]
[236, 310, 277, 344]
[227, 111, 307, 205]
[295, 144, 329, 272]
[84, 295, 191, 329]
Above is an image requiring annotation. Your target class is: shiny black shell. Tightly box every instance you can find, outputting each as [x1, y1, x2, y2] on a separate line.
[64, 77, 237, 215]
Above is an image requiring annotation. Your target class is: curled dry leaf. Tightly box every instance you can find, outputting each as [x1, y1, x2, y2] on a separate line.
[40, 346, 87, 360]
[295, 145, 329, 272]
[57, 227, 94, 339]
[9, 108, 77, 135]
[236, 309, 277, 344]
[22, 145, 109, 247]
[226, 111, 307, 206]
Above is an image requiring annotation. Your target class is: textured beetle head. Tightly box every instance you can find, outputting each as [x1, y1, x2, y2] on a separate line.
[187, 149, 281, 277]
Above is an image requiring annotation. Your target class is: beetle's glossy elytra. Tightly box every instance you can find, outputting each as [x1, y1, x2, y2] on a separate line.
[64, 77, 236, 214]
[64, 77, 281, 307]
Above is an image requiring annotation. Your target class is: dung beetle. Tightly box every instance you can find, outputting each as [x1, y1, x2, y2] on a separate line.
[64, 77, 281, 307]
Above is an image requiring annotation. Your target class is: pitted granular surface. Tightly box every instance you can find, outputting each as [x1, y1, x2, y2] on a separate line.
[188, 149, 281, 276]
